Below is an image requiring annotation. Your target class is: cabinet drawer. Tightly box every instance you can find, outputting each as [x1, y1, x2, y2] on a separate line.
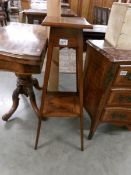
[114, 65, 131, 86]
[102, 107, 131, 123]
[107, 89, 131, 106]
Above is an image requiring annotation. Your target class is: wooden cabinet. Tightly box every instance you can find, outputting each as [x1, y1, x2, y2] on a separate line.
[83, 40, 131, 139]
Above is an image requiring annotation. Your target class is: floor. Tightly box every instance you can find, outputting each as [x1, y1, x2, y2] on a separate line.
[0, 71, 131, 175]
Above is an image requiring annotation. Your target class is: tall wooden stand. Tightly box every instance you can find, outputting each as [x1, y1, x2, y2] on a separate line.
[34, 16, 92, 150]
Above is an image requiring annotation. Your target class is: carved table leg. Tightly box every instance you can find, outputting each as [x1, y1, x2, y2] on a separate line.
[2, 87, 21, 121]
[2, 74, 41, 121]
[32, 78, 42, 90]
[2, 73, 43, 149]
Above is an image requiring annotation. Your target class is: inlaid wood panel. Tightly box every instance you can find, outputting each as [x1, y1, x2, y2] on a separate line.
[102, 107, 131, 123]
[84, 39, 131, 139]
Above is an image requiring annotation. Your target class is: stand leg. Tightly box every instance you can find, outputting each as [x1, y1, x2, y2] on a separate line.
[76, 33, 84, 151]
[34, 119, 42, 150]
[80, 114, 84, 151]
[40, 42, 54, 111]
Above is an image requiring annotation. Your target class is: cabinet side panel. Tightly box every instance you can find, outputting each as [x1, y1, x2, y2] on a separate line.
[84, 44, 113, 119]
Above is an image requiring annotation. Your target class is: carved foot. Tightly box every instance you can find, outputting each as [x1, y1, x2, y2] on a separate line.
[32, 78, 42, 90]
[2, 88, 20, 121]
[2, 74, 42, 122]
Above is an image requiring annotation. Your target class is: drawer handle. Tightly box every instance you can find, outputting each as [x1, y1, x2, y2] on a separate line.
[119, 96, 131, 103]
[112, 112, 127, 120]
[126, 73, 131, 80]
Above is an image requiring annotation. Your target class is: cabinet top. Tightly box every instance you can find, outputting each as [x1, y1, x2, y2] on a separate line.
[42, 16, 93, 29]
[87, 40, 131, 62]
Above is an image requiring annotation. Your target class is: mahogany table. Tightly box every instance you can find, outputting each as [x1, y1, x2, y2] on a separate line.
[0, 22, 48, 148]
[21, 7, 77, 24]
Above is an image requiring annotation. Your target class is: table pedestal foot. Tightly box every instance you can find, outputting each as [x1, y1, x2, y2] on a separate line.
[2, 88, 20, 121]
[32, 78, 42, 90]
[2, 74, 41, 121]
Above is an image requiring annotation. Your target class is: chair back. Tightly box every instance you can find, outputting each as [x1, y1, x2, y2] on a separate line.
[93, 6, 110, 25]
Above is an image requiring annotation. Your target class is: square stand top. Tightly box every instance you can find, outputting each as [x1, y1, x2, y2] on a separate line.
[0, 22, 47, 58]
[0, 22, 48, 73]
[42, 16, 93, 29]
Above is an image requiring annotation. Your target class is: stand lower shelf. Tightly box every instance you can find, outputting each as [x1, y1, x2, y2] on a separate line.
[42, 92, 80, 117]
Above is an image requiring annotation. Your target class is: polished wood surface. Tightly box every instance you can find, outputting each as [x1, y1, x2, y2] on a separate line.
[23, 7, 76, 17]
[42, 16, 93, 29]
[88, 40, 131, 62]
[84, 40, 131, 139]
[22, 5, 77, 24]
[83, 25, 107, 51]
[42, 92, 80, 117]
[0, 22, 48, 73]
[84, 24, 107, 33]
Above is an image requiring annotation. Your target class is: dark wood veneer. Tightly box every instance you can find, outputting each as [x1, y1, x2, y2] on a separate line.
[84, 40, 131, 139]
